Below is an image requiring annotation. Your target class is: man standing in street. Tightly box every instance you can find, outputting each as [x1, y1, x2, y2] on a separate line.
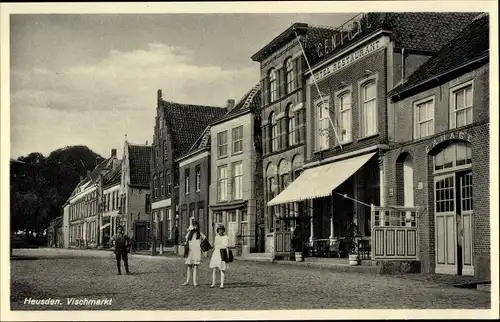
[110, 226, 131, 275]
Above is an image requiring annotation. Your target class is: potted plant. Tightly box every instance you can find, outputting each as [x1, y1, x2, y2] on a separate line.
[291, 228, 304, 262]
[345, 222, 360, 266]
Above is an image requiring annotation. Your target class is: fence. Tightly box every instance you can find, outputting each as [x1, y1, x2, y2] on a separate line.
[371, 205, 419, 260]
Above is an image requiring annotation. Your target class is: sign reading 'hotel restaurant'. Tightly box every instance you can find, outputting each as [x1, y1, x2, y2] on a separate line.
[312, 36, 389, 82]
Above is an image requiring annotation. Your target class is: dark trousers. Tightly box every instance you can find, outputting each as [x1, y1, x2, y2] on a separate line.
[115, 251, 129, 274]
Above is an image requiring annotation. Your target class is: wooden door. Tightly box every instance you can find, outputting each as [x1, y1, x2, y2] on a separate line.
[434, 174, 457, 274]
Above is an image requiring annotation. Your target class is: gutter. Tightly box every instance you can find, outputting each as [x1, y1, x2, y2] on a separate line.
[389, 52, 489, 98]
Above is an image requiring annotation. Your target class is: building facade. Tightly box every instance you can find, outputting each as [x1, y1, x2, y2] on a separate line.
[119, 141, 152, 250]
[251, 23, 310, 256]
[267, 12, 480, 260]
[176, 126, 213, 245]
[150, 90, 226, 252]
[67, 150, 119, 248]
[208, 85, 263, 254]
[385, 14, 489, 278]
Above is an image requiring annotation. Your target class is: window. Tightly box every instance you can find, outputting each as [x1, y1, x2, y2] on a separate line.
[361, 81, 377, 137]
[434, 142, 472, 172]
[240, 209, 248, 245]
[155, 145, 159, 159]
[232, 162, 243, 200]
[163, 141, 168, 160]
[217, 131, 228, 157]
[166, 208, 171, 239]
[270, 112, 278, 152]
[450, 82, 473, 129]
[269, 69, 277, 102]
[232, 126, 243, 154]
[337, 92, 352, 143]
[159, 172, 165, 196]
[217, 165, 228, 201]
[414, 97, 435, 139]
[166, 170, 172, 195]
[195, 166, 201, 192]
[286, 58, 295, 94]
[145, 194, 151, 213]
[435, 175, 455, 213]
[287, 105, 297, 146]
[153, 177, 158, 198]
[316, 98, 330, 151]
[184, 169, 190, 194]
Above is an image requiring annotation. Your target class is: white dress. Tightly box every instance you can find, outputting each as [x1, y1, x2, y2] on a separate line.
[185, 231, 205, 265]
[209, 235, 229, 270]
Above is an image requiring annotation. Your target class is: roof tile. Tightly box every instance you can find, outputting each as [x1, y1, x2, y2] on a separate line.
[128, 144, 151, 188]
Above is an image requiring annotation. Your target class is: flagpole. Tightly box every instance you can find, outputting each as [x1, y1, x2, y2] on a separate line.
[293, 28, 343, 150]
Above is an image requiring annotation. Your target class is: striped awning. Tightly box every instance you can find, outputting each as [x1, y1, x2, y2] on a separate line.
[267, 152, 376, 206]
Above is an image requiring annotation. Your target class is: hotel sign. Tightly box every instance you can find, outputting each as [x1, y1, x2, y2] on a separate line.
[313, 37, 388, 82]
[425, 131, 473, 153]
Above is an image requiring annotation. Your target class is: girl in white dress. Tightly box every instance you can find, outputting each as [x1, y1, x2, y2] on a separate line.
[182, 220, 206, 286]
[209, 225, 230, 289]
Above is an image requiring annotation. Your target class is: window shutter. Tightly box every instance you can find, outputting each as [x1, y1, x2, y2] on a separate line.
[263, 77, 269, 106]
[278, 68, 285, 98]
[295, 57, 303, 89]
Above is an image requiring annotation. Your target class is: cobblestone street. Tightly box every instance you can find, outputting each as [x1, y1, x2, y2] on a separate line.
[10, 249, 490, 311]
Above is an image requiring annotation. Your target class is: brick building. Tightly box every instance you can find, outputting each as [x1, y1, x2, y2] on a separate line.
[150, 90, 226, 252]
[386, 14, 490, 278]
[267, 12, 479, 259]
[251, 23, 312, 256]
[208, 85, 263, 254]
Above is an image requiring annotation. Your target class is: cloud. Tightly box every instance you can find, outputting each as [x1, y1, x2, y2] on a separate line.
[10, 43, 259, 158]
[11, 43, 258, 113]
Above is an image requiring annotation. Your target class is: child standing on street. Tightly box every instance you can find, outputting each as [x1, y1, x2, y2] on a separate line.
[209, 225, 230, 289]
[182, 220, 206, 286]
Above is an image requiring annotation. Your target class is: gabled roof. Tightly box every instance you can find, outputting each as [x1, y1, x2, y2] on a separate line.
[161, 100, 227, 158]
[68, 157, 115, 199]
[127, 143, 151, 188]
[188, 126, 212, 154]
[103, 160, 122, 188]
[210, 84, 261, 126]
[389, 13, 489, 98]
[307, 12, 480, 68]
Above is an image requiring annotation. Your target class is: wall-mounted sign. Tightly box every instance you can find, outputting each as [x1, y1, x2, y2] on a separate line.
[425, 131, 472, 153]
[312, 37, 388, 82]
[304, 13, 377, 60]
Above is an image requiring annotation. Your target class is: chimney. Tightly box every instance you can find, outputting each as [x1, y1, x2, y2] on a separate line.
[226, 99, 235, 111]
[146, 140, 148, 145]
[111, 149, 117, 157]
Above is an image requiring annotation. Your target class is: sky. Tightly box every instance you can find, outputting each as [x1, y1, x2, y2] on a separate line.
[10, 12, 356, 159]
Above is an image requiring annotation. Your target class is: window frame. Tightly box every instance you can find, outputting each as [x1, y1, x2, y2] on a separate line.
[413, 95, 435, 140]
[359, 75, 379, 138]
[232, 126, 244, 154]
[287, 104, 297, 147]
[433, 142, 472, 175]
[217, 131, 228, 158]
[269, 68, 277, 102]
[315, 96, 330, 152]
[270, 112, 278, 152]
[285, 58, 295, 94]
[166, 170, 172, 195]
[232, 161, 243, 200]
[449, 80, 474, 130]
[195, 166, 201, 192]
[184, 169, 190, 195]
[217, 165, 228, 202]
[335, 88, 352, 145]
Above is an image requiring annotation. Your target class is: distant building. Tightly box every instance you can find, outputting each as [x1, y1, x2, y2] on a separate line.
[150, 90, 226, 252]
[208, 84, 264, 254]
[119, 141, 152, 250]
[47, 216, 63, 248]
